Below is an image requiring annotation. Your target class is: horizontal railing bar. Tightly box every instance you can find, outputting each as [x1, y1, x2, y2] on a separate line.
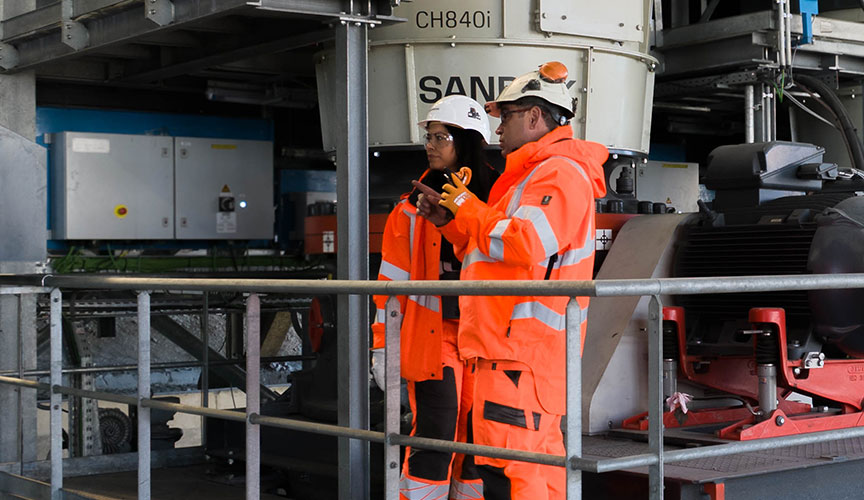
[250, 414, 386, 443]
[0, 355, 314, 377]
[54, 386, 138, 406]
[0, 375, 47, 391]
[4, 273, 864, 297]
[5, 375, 864, 476]
[141, 399, 247, 423]
[390, 434, 567, 468]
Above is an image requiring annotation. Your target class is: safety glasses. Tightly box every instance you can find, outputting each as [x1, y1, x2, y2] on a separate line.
[424, 132, 454, 147]
[499, 107, 532, 125]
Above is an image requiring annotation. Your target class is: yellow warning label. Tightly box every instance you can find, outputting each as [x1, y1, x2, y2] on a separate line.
[211, 144, 238, 150]
[662, 163, 689, 169]
[114, 205, 129, 218]
[221, 184, 231, 193]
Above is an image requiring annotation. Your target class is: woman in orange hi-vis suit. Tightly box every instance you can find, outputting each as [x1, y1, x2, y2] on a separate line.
[370, 95, 498, 500]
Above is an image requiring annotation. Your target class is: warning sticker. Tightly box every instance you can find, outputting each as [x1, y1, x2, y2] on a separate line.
[595, 229, 613, 250]
[221, 184, 231, 193]
[217, 212, 237, 234]
[323, 230, 335, 253]
[212, 144, 238, 150]
[72, 137, 110, 154]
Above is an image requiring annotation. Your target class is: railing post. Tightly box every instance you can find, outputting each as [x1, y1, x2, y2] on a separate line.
[246, 293, 261, 500]
[565, 298, 583, 499]
[384, 296, 402, 500]
[201, 292, 209, 448]
[137, 291, 151, 500]
[648, 295, 664, 500]
[49, 288, 62, 500]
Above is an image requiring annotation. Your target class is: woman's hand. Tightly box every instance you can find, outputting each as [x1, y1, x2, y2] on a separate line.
[411, 180, 454, 227]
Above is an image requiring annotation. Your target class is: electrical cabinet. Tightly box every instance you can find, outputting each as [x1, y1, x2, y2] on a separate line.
[52, 133, 274, 240]
[636, 161, 700, 213]
[52, 132, 174, 240]
[174, 137, 274, 239]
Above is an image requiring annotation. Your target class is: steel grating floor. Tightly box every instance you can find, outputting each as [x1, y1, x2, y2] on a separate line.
[584, 433, 864, 483]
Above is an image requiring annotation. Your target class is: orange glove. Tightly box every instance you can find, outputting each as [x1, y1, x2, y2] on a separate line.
[439, 169, 476, 217]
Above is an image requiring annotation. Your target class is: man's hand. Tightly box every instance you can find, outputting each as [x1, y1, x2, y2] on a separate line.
[411, 180, 454, 227]
[370, 348, 385, 391]
[439, 171, 476, 217]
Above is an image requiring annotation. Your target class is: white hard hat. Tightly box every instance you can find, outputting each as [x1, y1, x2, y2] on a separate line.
[485, 61, 576, 124]
[418, 95, 491, 143]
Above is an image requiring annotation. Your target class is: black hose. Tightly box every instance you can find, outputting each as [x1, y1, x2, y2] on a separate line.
[794, 74, 864, 172]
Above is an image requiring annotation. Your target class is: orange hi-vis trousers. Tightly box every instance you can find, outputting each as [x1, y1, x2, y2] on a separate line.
[469, 359, 565, 500]
[400, 320, 484, 500]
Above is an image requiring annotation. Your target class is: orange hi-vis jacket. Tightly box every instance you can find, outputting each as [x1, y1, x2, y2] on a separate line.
[440, 125, 608, 415]
[372, 179, 469, 382]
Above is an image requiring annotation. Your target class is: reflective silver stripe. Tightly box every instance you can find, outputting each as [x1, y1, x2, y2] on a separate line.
[560, 230, 594, 266]
[550, 155, 589, 184]
[513, 205, 558, 259]
[376, 308, 386, 324]
[506, 167, 542, 216]
[379, 260, 410, 281]
[540, 228, 594, 269]
[510, 301, 589, 330]
[488, 219, 510, 260]
[402, 206, 417, 256]
[464, 248, 498, 267]
[450, 479, 483, 500]
[409, 295, 440, 313]
[400, 476, 450, 500]
[511, 301, 565, 330]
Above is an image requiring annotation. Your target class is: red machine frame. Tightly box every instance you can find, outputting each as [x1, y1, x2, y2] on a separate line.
[623, 307, 864, 440]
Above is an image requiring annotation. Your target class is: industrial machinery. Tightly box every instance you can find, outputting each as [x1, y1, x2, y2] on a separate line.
[619, 141, 864, 440]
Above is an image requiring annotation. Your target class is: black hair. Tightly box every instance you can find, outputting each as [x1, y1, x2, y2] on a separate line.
[445, 125, 498, 203]
[513, 96, 570, 131]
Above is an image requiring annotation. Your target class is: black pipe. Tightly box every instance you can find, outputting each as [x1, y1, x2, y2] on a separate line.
[794, 74, 864, 172]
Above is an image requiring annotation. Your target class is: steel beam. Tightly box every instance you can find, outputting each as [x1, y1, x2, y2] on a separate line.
[150, 315, 278, 401]
[145, 0, 175, 27]
[648, 296, 664, 500]
[384, 297, 401, 500]
[119, 28, 331, 84]
[49, 289, 62, 500]
[61, 0, 90, 51]
[565, 299, 583, 499]
[245, 294, 261, 500]
[0, 447, 205, 480]
[251, 0, 393, 18]
[335, 17, 370, 500]
[4, 0, 251, 71]
[137, 291, 151, 500]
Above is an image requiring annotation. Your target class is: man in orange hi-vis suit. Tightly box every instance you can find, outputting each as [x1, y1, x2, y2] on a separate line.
[414, 62, 608, 499]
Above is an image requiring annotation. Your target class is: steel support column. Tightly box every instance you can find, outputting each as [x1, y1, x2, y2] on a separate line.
[201, 292, 209, 447]
[335, 16, 370, 500]
[384, 297, 402, 500]
[49, 289, 62, 500]
[137, 291, 151, 500]
[245, 293, 261, 500]
[744, 85, 755, 143]
[648, 296, 664, 500]
[565, 298, 583, 499]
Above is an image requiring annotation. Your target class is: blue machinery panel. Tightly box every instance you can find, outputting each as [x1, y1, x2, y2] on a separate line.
[37, 107, 274, 143]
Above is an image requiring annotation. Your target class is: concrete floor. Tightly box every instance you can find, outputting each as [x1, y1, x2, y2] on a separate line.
[64, 465, 285, 499]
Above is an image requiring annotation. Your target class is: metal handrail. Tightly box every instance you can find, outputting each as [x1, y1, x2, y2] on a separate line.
[2, 273, 864, 500]
[2, 272, 864, 295]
